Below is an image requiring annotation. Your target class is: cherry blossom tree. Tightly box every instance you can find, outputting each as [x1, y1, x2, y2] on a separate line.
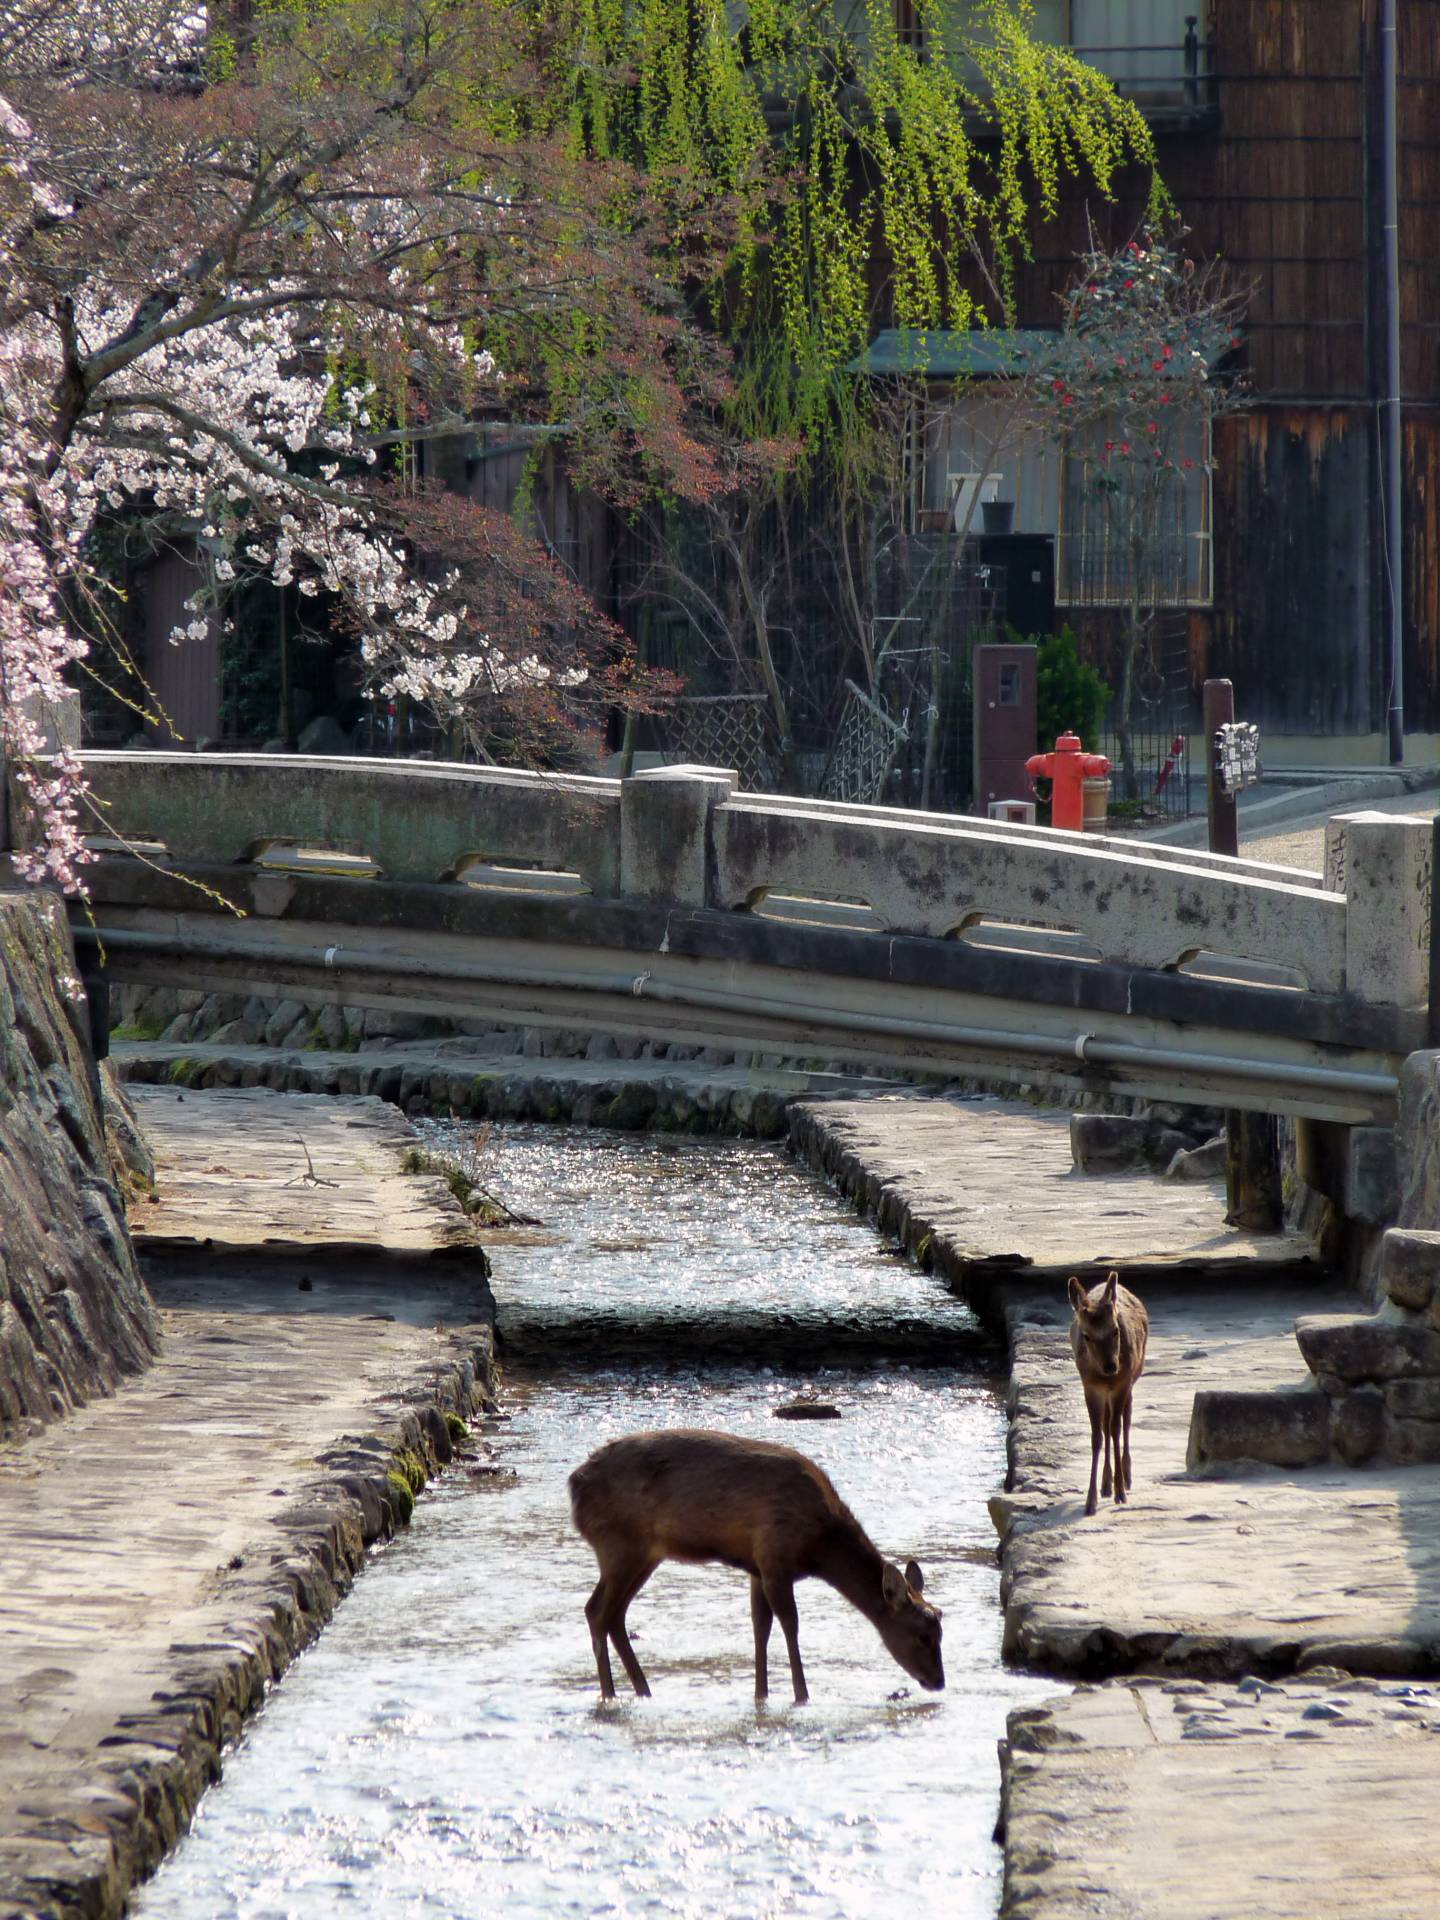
[0, 0, 731, 884]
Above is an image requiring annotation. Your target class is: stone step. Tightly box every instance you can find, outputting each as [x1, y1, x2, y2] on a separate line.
[1381, 1228, 1440, 1315]
[1295, 1311, 1440, 1387]
[1190, 1378, 1440, 1471]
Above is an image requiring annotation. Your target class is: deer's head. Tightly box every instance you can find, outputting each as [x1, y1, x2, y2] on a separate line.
[877, 1558, 944, 1690]
[1068, 1270, 1125, 1378]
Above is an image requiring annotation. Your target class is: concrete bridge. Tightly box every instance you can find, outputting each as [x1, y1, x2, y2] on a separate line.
[42, 752, 1432, 1137]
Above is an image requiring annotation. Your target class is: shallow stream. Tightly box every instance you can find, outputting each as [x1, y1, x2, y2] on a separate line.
[138, 1125, 1053, 1919]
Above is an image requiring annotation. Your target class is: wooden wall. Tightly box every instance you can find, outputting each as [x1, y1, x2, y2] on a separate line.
[986, 0, 1440, 739]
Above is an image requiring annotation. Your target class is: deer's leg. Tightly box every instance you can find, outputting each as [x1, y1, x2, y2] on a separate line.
[585, 1554, 656, 1699]
[584, 1577, 617, 1698]
[751, 1576, 774, 1700]
[1121, 1389, 1135, 1493]
[1084, 1388, 1103, 1516]
[761, 1573, 808, 1705]
[606, 1558, 658, 1698]
[1110, 1400, 1126, 1504]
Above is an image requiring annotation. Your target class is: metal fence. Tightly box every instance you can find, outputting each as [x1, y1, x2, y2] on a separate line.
[1096, 609, 1195, 824]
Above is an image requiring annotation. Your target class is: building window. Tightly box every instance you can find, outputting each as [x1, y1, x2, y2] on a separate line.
[1056, 415, 1212, 608]
[944, 1, 1211, 112]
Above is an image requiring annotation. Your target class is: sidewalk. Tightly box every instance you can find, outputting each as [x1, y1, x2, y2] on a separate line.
[789, 1094, 1440, 1920]
[0, 1090, 495, 1920]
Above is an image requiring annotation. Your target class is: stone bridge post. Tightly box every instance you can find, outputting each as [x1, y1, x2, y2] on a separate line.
[620, 765, 737, 907]
[1295, 812, 1435, 1234]
[1326, 810, 1432, 1010]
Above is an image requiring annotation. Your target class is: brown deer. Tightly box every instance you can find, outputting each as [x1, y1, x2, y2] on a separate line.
[1067, 1270, 1149, 1516]
[568, 1428, 944, 1704]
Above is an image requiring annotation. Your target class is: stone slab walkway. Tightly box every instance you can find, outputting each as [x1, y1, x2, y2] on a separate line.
[0, 1091, 496, 1920]
[126, 1083, 475, 1254]
[1002, 1674, 1440, 1920]
[789, 1093, 1314, 1289]
[789, 1094, 1440, 1920]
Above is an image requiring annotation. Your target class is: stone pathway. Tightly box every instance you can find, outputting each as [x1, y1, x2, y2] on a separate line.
[790, 1094, 1315, 1291]
[789, 1094, 1440, 1920]
[0, 1091, 495, 1920]
[126, 1083, 474, 1253]
[1002, 1674, 1440, 1919]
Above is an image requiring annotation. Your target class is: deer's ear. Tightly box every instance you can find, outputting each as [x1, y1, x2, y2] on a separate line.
[1103, 1272, 1119, 1304]
[904, 1558, 925, 1595]
[882, 1562, 908, 1608]
[1067, 1276, 1087, 1311]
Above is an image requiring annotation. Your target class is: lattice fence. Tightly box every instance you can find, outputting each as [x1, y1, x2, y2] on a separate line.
[665, 692, 779, 792]
[817, 679, 909, 804]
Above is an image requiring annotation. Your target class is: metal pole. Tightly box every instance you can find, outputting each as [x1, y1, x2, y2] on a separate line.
[1382, 0, 1405, 763]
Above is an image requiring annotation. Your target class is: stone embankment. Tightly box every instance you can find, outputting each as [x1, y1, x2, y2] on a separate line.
[0, 1087, 497, 1920]
[112, 1037, 900, 1136]
[788, 1091, 1440, 1918]
[0, 892, 156, 1436]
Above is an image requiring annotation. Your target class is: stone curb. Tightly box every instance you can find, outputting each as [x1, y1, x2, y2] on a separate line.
[111, 1042, 905, 1140]
[0, 1331, 498, 1920]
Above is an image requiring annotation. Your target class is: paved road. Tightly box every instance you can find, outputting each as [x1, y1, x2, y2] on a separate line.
[1242, 787, 1440, 873]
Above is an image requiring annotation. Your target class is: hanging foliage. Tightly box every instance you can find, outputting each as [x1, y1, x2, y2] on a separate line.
[537, 0, 1167, 454]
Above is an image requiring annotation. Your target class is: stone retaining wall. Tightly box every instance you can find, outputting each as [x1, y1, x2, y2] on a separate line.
[0, 892, 156, 1435]
[5, 1346, 497, 1920]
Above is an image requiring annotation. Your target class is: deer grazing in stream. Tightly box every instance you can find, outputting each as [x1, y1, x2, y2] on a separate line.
[568, 1429, 944, 1704]
[1068, 1270, 1149, 1516]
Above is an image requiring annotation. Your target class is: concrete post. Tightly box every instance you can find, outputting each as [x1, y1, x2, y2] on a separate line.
[1329, 811, 1432, 1007]
[620, 765, 737, 907]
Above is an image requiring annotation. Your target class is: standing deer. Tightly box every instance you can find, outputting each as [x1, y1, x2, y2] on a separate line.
[568, 1428, 944, 1704]
[1068, 1270, 1149, 1516]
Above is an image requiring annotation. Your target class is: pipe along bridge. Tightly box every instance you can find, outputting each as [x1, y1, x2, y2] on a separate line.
[45, 753, 1436, 1129]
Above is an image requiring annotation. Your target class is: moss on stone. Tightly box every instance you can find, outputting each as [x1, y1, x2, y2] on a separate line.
[111, 1013, 170, 1044]
[445, 1412, 470, 1443]
[385, 1471, 416, 1524]
[395, 1446, 427, 1494]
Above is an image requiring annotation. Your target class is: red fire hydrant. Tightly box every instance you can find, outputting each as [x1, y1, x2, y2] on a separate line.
[1026, 732, 1111, 832]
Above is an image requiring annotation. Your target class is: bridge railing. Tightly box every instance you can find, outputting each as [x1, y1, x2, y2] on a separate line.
[65, 753, 1433, 1012]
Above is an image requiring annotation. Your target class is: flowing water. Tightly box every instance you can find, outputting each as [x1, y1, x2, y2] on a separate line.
[138, 1125, 1054, 1920]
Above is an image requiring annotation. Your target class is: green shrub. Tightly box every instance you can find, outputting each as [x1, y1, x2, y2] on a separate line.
[1034, 625, 1110, 753]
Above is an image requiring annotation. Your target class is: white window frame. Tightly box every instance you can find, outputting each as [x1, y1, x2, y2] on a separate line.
[1055, 417, 1213, 609]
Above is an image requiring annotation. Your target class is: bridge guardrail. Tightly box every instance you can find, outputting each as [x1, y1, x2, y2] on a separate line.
[58, 753, 1434, 1012]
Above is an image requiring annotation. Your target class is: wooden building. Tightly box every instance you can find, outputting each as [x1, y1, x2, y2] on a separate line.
[917, 0, 1440, 762]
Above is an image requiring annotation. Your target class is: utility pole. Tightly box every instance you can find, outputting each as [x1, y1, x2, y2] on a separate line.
[1204, 678, 1282, 1230]
[1381, 0, 1405, 762]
